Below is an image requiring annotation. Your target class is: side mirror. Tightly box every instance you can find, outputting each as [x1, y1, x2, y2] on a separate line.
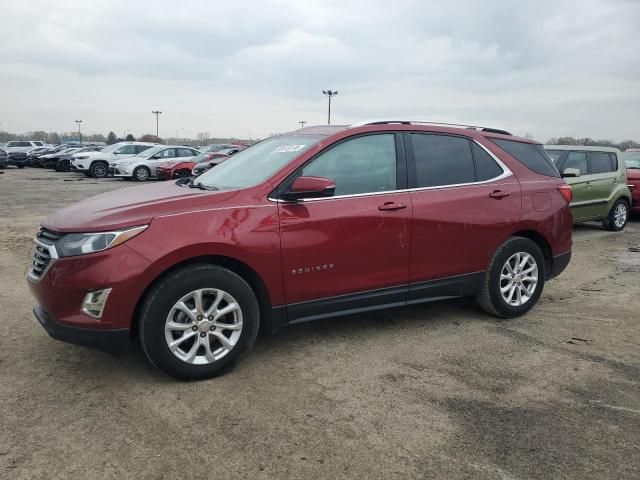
[562, 168, 581, 178]
[282, 176, 336, 201]
[151, 154, 162, 159]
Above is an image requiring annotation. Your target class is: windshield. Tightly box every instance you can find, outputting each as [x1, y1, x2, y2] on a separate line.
[136, 145, 165, 158]
[624, 151, 640, 168]
[196, 135, 324, 189]
[100, 143, 127, 154]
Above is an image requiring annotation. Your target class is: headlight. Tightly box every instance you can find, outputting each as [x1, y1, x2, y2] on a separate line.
[55, 225, 147, 257]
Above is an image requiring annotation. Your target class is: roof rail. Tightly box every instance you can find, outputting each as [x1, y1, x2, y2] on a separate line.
[350, 120, 512, 136]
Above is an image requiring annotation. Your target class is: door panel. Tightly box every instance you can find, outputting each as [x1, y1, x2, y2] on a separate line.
[279, 193, 412, 306]
[405, 132, 522, 286]
[409, 179, 521, 284]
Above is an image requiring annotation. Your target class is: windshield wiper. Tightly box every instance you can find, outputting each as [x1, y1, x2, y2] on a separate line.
[189, 181, 218, 191]
[175, 177, 218, 190]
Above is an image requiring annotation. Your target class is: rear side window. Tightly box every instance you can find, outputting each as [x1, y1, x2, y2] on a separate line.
[135, 145, 152, 154]
[609, 153, 618, 171]
[492, 139, 560, 177]
[410, 134, 475, 187]
[471, 143, 503, 181]
[587, 152, 613, 174]
[117, 145, 138, 155]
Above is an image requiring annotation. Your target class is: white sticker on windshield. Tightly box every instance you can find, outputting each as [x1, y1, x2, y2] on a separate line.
[273, 145, 306, 153]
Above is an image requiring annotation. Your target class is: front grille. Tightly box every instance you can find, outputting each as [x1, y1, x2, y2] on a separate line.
[27, 228, 62, 281]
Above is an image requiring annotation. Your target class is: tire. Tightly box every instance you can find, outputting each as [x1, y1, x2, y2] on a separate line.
[602, 199, 629, 232]
[476, 237, 546, 319]
[17, 165, 25, 169]
[90, 161, 108, 178]
[139, 264, 260, 380]
[133, 166, 151, 182]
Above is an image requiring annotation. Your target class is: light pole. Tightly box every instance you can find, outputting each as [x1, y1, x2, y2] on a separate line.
[152, 110, 162, 138]
[298, 120, 307, 129]
[322, 90, 338, 125]
[75, 120, 82, 144]
[176, 128, 183, 144]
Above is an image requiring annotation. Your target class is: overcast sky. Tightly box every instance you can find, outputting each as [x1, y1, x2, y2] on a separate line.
[1, 0, 639, 141]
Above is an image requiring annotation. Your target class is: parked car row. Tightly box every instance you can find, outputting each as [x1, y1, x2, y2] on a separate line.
[0, 140, 246, 181]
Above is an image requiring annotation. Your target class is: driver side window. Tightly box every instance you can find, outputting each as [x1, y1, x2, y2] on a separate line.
[565, 151, 587, 175]
[301, 134, 397, 196]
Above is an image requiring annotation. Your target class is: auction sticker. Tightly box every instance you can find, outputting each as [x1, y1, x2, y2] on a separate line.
[273, 145, 306, 153]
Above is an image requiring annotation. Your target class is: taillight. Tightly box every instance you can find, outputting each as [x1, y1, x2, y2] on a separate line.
[558, 184, 572, 203]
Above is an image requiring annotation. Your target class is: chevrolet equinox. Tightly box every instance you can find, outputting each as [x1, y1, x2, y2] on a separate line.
[27, 121, 573, 379]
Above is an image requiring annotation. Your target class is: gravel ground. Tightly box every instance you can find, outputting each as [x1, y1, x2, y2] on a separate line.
[1, 167, 639, 479]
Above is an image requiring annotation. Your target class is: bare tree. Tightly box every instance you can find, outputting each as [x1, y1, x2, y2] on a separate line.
[197, 132, 210, 145]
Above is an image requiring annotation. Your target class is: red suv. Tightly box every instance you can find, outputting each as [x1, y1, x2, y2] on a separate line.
[27, 121, 573, 379]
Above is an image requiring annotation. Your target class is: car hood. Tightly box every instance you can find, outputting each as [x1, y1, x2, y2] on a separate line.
[42, 182, 239, 233]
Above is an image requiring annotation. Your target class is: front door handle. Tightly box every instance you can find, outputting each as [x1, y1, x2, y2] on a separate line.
[378, 202, 407, 211]
[585, 182, 592, 188]
[488, 190, 510, 199]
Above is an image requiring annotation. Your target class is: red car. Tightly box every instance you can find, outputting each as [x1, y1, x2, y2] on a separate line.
[624, 148, 640, 214]
[156, 152, 229, 180]
[27, 121, 572, 379]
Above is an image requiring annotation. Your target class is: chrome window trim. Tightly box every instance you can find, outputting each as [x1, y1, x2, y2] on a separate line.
[268, 139, 512, 203]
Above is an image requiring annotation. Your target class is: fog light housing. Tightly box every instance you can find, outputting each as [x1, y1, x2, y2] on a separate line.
[81, 288, 112, 319]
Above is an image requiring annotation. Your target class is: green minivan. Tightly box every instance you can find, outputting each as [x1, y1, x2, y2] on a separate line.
[544, 145, 631, 231]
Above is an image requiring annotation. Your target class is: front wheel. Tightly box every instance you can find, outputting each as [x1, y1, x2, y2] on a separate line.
[139, 264, 260, 380]
[603, 199, 628, 231]
[133, 166, 151, 182]
[90, 161, 108, 178]
[476, 237, 546, 318]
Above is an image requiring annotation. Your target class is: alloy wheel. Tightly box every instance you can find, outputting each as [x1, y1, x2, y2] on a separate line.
[499, 252, 538, 307]
[164, 288, 243, 365]
[614, 203, 627, 229]
[135, 167, 150, 181]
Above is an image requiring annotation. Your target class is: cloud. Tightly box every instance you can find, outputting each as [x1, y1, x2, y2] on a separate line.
[1, 0, 639, 140]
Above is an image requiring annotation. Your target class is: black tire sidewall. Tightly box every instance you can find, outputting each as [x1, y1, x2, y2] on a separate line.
[140, 265, 260, 380]
[90, 161, 107, 178]
[487, 238, 546, 318]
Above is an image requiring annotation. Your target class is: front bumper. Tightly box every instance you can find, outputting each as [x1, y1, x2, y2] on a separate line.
[8, 154, 28, 166]
[33, 304, 130, 355]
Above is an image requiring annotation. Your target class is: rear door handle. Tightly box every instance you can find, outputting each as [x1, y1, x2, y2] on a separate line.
[378, 202, 407, 211]
[488, 190, 510, 199]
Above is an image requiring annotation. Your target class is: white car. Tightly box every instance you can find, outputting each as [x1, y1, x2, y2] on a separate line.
[4, 140, 43, 153]
[70, 142, 156, 178]
[111, 145, 201, 181]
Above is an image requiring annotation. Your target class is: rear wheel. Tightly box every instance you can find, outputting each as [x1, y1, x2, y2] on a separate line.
[90, 161, 108, 178]
[133, 166, 151, 181]
[603, 199, 628, 231]
[476, 237, 545, 318]
[139, 264, 260, 380]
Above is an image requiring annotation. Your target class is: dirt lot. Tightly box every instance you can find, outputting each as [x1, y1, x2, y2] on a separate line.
[1, 167, 639, 479]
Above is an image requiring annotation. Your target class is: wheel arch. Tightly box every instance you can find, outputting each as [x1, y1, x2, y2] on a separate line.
[510, 229, 553, 277]
[130, 254, 281, 340]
